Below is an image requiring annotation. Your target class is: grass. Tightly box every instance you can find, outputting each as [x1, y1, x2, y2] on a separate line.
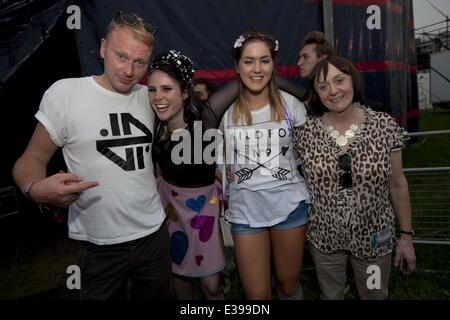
[206, 244, 450, 300]
[0, 214, 79, 300]
[1, 107, 449, 300]
[403, 107, 450, 168]
[0, 239, 79, 299]
[388, 245, 450, 300]
[1, 236, 449, 300]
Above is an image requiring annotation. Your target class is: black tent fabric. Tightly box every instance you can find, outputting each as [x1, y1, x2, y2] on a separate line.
[0, 0, 74, 89]
[74, 0, 322, 78]
[0, 1, 81, 181]
[1, 0, 418, 120]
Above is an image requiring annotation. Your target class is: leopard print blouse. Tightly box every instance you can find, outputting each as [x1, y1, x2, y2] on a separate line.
[293, 104, 408, 260]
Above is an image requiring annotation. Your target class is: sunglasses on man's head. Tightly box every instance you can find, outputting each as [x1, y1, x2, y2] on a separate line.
[338, 153, 352, 188]
[114, 11, 158, 36]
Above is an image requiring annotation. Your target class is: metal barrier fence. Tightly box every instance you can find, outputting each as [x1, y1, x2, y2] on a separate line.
[404, 130, 450, 245]
[404, 168, 450, 245]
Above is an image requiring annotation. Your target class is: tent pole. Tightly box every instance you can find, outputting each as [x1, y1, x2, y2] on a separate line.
[323, 0, 335, 46]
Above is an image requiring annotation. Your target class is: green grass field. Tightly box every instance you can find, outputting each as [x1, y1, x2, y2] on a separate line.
[403, 107, 450, 168]
[1, 107, 449, 300]
[1, 233, 449, 300]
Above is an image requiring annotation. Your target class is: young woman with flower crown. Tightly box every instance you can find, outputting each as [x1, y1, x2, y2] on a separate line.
[222, 29, 309, 300]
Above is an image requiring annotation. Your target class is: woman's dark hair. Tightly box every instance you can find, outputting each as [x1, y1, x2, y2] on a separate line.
[148, 55, 208, 153]
[308, 56, 363, 116]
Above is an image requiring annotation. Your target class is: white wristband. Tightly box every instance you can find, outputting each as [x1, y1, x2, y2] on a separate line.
[23, 181, 38, 200]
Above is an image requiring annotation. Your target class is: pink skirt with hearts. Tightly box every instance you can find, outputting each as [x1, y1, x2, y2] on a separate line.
[156, 177, 225, 277]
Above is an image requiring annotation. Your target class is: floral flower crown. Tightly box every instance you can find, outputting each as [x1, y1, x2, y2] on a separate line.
[233, 32, 279, 52]
[150, 49, 195, 86]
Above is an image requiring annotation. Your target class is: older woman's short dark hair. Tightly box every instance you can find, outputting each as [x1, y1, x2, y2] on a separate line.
[308, 56, 363, 116]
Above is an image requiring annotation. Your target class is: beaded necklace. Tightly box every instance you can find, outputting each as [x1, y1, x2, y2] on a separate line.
[326, 124, 359, 146]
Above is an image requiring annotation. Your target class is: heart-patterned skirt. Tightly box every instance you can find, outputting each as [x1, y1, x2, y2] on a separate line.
[156, 177, 225, 277]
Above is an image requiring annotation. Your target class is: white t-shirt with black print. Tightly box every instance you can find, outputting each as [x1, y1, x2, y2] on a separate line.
[36, 77, 165, 244]
[222, 91, 309, 227]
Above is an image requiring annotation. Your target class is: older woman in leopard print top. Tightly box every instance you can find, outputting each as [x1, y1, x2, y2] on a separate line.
[293, 56, 416, 300]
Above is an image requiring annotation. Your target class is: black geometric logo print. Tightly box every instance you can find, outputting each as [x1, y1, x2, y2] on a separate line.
[96, 113, 153, 171]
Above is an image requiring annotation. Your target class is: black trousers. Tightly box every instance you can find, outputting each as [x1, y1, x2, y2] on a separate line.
[78, 223, 174, 300]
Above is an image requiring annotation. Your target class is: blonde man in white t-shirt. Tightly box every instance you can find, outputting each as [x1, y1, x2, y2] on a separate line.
[12, 12, 173, 300]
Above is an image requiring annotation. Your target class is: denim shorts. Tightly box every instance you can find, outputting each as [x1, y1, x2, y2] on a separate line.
[230, 200, 309, 235]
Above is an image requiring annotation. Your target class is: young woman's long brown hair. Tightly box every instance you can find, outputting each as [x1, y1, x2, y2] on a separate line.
[231, 29, 286, 125]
